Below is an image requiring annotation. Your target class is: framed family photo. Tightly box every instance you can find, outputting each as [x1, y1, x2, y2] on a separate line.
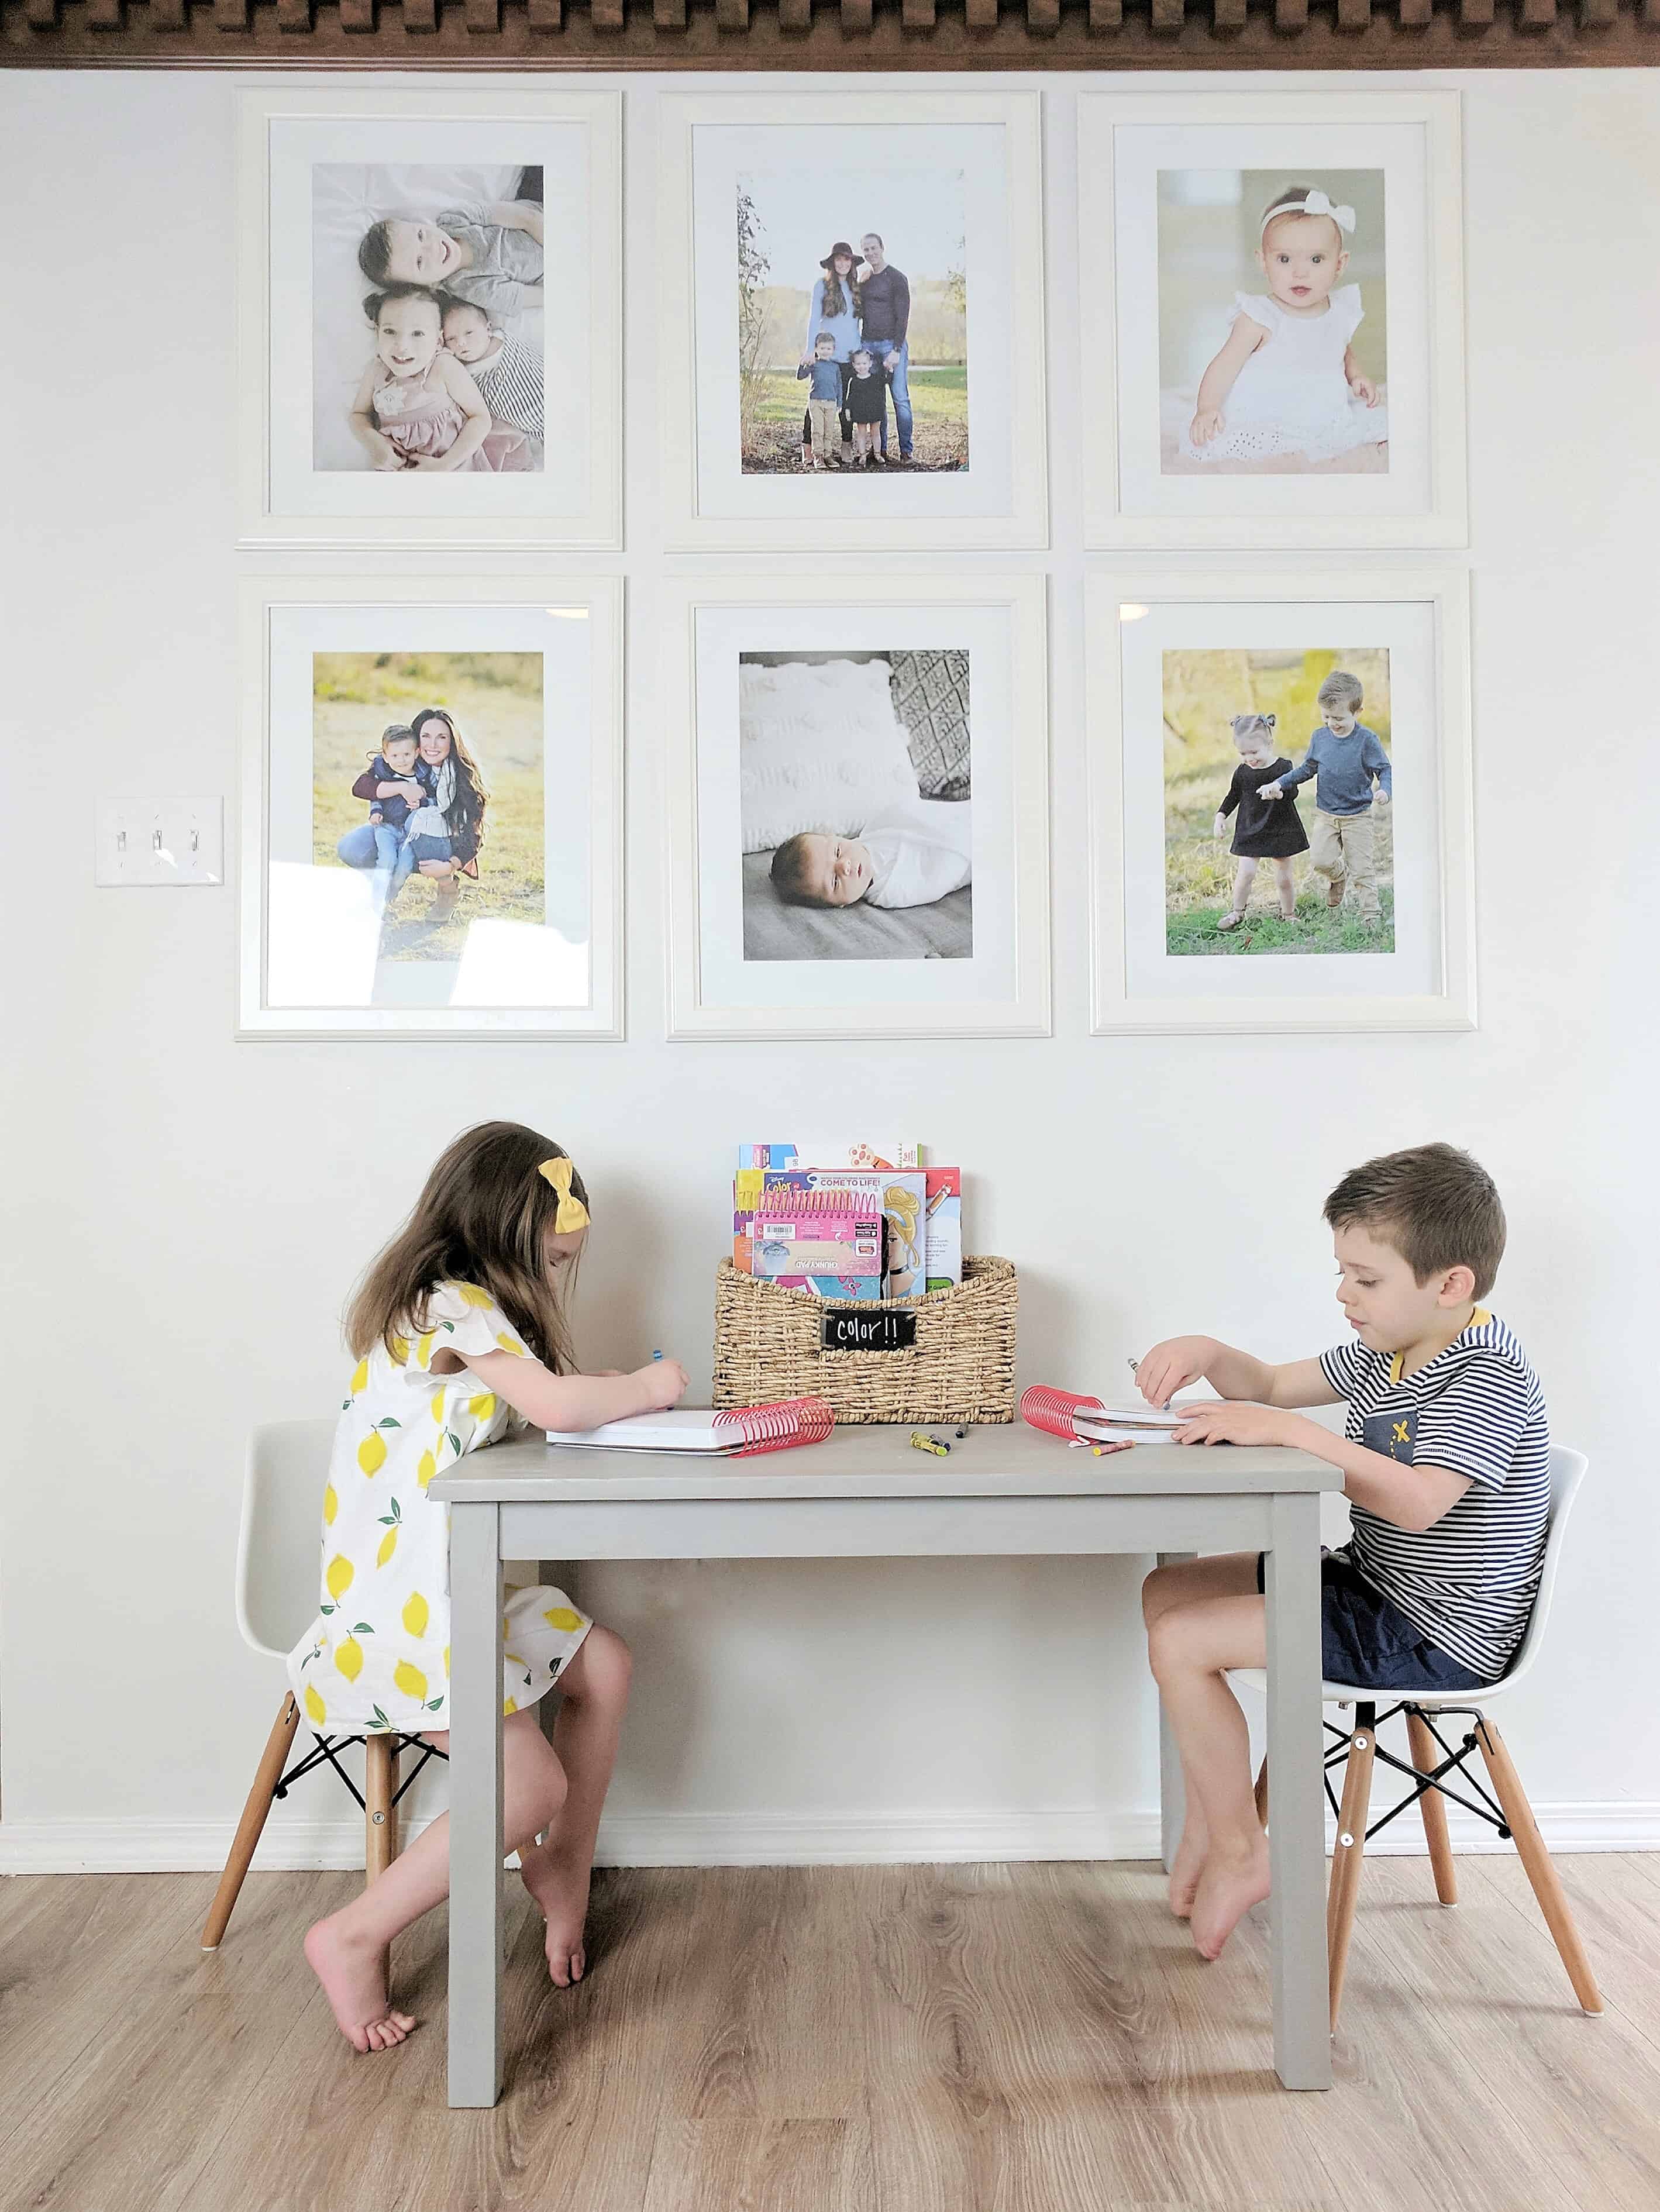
[663, 573, 1049, 1039]
[657, 91, 1048, 552]
[238, 574, 622, 1039]
[237, 89, 622, 550]
[1087, 569, 1473, 1035]
[1079, 91, 1466, 550]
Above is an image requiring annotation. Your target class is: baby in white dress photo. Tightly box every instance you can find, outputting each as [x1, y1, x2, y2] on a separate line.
[1174, 184, 1389, 474]
[769, 798, 973, 913]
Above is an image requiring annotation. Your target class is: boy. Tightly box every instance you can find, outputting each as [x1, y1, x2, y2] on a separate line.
[770, 798, 973, 914]
[1258, 670, 1391, 926]
[1137, 1143, 1549, 1963]
[795, 332, 843, 470]
[359, 724, 423, 914]
[845, 347, 888, 466]
[440, 298, 544, 446]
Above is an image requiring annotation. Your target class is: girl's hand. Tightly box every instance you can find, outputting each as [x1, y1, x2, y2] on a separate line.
[1349, 373, 1379, 406]
[633, 1358, 690, 1413]
[1212, 814, 1227, 839]
[411, 455, 455, 472]
[1189, 408, 1225, 446]
[1172, 1401, 1297, 1449]
[1136, 1335, 1219, 1410]
[371, 445, 406, 472]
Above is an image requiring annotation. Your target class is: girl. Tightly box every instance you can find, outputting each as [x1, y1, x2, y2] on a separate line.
[1182, 185, 1387, 469]
[291, 1121, 691, 2053]
[1211, 711, 1308, 931]
[349, 287, 530, 476]
[357, 199, 544, 322]
[799, 242, 862, 468]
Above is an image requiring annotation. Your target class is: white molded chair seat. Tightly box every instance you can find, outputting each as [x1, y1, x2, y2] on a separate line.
[1224, 1448, 1599, 2028]
[202, 1419, 438, 1953]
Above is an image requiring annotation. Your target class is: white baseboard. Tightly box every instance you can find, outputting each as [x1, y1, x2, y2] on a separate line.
[3, 1803, 1658, 1876]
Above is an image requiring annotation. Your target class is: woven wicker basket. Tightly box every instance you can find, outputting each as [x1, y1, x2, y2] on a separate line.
[712, 1256, 1017, 1427]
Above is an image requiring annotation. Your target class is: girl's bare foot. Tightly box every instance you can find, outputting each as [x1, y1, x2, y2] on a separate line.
[1189, 1837, 1272, 1962]
[304, 1913, 416, 2052]
[519, 1842, 591, 1988]
[1167, 1830, 1207, 1920]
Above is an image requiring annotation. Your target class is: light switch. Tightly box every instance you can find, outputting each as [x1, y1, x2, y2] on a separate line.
[96, 798, 224, 888]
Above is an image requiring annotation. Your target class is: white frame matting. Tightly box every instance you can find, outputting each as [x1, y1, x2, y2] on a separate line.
[657, 91, 1048, 552]
[663, 570, 1050, 1040]
[237, 88, 622, 551]
[1079, 90, 1467, 552]
[1087, 566, 1474, 1035]
[238, 570, 624, 1040]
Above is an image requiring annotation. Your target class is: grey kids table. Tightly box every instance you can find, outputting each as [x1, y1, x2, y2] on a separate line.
[432, 1425, 1340, 2104]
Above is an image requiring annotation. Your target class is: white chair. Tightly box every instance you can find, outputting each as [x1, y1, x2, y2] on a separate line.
[200, 1420, 446, 1952]
[1232, 1446, 1600, 2031]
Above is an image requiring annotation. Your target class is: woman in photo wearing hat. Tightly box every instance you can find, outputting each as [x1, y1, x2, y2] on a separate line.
[799, 241, 863, 468]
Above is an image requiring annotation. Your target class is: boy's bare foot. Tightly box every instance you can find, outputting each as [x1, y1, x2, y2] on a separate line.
[1167, 1831, 1207, 1920]
[519, 1842, 591, 1988]
[1189, 1838, 1272, 1962]
[304, 1914, 416, 2053]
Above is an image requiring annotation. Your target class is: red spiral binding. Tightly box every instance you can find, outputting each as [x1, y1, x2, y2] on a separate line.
[1020, 1385, 1108, 1442]
[717, 1396, 837, 1458]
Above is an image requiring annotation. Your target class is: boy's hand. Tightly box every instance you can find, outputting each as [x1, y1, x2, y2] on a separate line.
[1173, 1401, 1297, 1449]
[633, 1357, 690, 1413]
[1258, 781, 1283, 801]
[1375, 787, 1390, 807]
[1136, 1336, 1218, 1409]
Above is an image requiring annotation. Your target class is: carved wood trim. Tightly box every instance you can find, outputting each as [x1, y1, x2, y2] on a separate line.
[5, 0, 1656, 64]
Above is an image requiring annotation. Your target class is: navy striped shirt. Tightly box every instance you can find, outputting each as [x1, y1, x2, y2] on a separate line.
[474, 342, 543, 442]
[1318, 1311, 1549, 1682]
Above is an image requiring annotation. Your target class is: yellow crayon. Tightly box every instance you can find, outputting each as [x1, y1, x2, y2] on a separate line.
[910, 1431, 950, 1457]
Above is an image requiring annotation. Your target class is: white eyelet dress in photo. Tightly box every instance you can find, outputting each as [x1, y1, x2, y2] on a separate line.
[1181, 285, 1389, 466]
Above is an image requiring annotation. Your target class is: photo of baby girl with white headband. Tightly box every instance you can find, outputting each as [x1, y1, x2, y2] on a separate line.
[1157, 169, 1390, 477]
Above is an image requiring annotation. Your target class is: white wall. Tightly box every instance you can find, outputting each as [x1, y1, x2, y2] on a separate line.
[4, 66, 1658, 1872]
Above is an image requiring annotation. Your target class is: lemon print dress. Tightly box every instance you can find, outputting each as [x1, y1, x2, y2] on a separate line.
[286, 1282, 592, 1736]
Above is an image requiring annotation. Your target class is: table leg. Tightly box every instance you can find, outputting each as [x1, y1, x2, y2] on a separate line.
[1264, 1494, 1331, 2091]
[447, 1501, 505, 2108]
[1156, 1550, 1196, 1874]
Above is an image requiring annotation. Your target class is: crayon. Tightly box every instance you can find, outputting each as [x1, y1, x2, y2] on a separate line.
[910, 1431, 950, 1457]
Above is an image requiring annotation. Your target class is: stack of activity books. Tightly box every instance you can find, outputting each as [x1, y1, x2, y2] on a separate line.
[731, 1141, 963, 1302]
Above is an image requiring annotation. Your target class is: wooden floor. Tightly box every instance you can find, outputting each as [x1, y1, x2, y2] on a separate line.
[5, 1853, 1660, 2211]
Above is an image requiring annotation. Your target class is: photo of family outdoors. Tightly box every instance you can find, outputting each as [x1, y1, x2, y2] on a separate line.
[1163, 645, 1394, 956]
[736, 167, 968, 474]
[311, 163, 547, 476]
[738, 649, 973, 962]
[314, 651, 544, 964]
[1158, 170, 1389, 478]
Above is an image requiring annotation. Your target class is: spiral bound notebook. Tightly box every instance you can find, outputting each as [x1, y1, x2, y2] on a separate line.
[545, 1398, 835, 1459]
[1020, 1385, 1197, 1445]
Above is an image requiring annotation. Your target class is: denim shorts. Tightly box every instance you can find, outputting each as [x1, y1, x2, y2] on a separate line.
[405, 835, 452, 865]
[1255, 1548, 1488, 1693]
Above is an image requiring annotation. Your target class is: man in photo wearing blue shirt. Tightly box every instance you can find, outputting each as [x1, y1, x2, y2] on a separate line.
[1259, 669, 1392, 926]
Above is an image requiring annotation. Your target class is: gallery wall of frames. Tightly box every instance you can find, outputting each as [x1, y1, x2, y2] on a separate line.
[237, 82, 1472, 1045]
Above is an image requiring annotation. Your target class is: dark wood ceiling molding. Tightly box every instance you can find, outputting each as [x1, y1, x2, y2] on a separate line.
[5, 0, 1655, 66]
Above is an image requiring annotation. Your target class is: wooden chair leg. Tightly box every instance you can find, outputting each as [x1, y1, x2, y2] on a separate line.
[364, 1735, 399, 1881]
[1253, 1754, 1270, 1828]
[201, 1692, 301, 1951]
[1406, 1708, 1458, 1906]
[1326, 1705, 1376, 2031]
[1475, 1715, 1602, 2015]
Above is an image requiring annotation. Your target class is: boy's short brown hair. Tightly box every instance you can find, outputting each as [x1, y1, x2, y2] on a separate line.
[770, 832, 819, 905]
[1323, 1143, 1506, 1300]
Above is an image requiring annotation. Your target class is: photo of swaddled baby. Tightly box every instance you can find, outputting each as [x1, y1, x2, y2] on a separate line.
[739, 650, 973, 963]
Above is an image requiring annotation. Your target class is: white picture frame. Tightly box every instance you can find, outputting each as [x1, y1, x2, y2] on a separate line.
[1079, 89, 1467, 551]
[238, 571, 623, 1040]
[663, 571, 1050, 1040]
[237, 88, 622, 551]
[1087, 567, 1474, 1035]
[657, 90, 1048, 552]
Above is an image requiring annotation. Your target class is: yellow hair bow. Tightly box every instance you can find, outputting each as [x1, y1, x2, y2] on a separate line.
[538, 1156, 590, 1234]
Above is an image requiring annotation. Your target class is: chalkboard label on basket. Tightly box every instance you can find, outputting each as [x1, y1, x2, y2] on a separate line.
[822, 1309, 918, 1353]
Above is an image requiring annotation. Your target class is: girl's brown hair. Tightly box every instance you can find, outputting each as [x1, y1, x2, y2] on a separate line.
[345, 1121, 590, 1370]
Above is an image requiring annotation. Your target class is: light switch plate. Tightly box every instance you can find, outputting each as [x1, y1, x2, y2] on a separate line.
[96, 798, 225, 887]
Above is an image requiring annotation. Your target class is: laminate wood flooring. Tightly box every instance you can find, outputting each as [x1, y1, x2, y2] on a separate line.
[2, 1855, 1654, 2212]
